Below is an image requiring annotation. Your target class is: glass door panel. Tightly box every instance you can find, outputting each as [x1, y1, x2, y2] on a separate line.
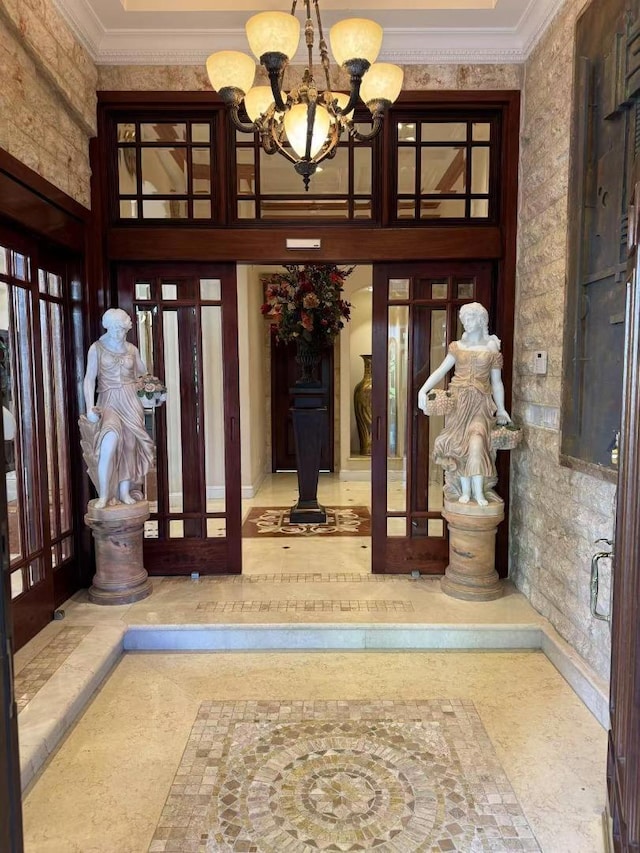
[387, 306, 408, 516]
[12, 285, 41, 561]
[202, 305, 225, 514]
[162, 310, 184, 517]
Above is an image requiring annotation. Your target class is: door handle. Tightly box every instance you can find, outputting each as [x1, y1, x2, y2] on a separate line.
[229, 417, 236, 442]
[590, 538, 612, 624]
[376, 417, 382, 442]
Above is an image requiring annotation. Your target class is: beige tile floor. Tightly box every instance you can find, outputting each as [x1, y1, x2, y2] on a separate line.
[17, 474, 609, 853]
[22, 651, 606, 853]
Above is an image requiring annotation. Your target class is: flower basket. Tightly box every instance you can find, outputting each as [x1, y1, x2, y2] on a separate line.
[491, 423, 523, 450]
[424, 389, 456, 416]
[135, 374, 167, 409]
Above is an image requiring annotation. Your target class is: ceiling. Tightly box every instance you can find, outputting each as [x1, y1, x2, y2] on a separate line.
[52, 0, 565, 65]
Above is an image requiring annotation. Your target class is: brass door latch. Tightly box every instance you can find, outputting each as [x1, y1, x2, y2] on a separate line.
[590, 538, 612, 623]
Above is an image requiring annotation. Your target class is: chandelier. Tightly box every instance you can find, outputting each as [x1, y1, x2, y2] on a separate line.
[205, 1, 403, 190]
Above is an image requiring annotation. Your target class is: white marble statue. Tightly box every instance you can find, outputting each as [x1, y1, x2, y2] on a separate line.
[80, 308, 155, 509]
[417, 302, 511, 507]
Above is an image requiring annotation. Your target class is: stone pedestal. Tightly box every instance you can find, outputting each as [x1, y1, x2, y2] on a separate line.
[85, 500, 153, 605]
[441, 498, 504, 601]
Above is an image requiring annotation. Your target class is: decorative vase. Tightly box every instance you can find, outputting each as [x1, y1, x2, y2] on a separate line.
[295, 338, 323, 385]
[353, 354, 373, 456]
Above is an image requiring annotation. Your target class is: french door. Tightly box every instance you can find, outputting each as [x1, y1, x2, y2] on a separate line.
[371, 261, 494, 574]
[118, 263, 241, 575]
[0, 226, 82, 649]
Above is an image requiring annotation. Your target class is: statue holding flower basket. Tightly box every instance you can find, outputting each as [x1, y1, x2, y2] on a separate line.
[79, 308, 166, 605]
[417, 302, 521, 602]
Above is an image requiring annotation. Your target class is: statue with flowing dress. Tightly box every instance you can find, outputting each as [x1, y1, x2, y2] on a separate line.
[80, 308, 155, 509]
[417, 302, 512, 506]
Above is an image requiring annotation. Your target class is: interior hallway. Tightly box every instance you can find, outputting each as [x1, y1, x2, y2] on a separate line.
[15, 475, 608, 852]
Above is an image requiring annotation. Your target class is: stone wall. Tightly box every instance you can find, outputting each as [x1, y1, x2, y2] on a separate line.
[0, 1, 97, 207]
[511, 0, 615, 681]
[97, 63, 522, 92]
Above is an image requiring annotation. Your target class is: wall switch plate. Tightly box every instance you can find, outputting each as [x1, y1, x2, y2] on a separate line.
[534, 351, 548, 375]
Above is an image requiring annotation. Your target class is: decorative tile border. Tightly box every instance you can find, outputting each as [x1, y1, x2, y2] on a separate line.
[14, 627, 92, 713]
[195, 601, 414, 613]
[149, 699, 540, 853]
[160, 574, 419, 585]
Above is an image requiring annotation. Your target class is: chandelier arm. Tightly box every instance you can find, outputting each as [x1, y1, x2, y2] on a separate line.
[227, 104, 257, 134]
[349, 114, 384, 142]
[260, 52, 290, 111]
[337, 59, 371, 116]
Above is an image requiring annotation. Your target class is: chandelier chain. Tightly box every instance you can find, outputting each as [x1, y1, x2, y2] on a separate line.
[314, 0, 332, 93]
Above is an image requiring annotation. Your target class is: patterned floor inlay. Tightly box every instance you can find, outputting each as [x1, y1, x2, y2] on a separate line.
[195, 600, 414, 613]
[161, 574, 420, 585]
[14, 626, 92, 713]
[242, 506, 371, 537]
[149, 699, 540, 853]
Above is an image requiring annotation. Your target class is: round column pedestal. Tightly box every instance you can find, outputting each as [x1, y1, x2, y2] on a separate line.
[85, 499, 153, 605]
[441, 498, 504, 601]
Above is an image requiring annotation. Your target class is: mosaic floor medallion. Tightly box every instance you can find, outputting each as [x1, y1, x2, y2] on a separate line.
[242, 506, 371, 537]
[149, 700, 540, 853]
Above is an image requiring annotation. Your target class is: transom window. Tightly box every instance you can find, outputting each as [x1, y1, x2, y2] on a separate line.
[394, 118, 495, 222]
[116, 120, 216, 220]
[110, 106, 501, 226]
[234, 118, 375, 221]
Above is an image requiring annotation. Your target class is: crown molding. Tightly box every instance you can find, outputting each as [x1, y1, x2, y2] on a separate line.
[516, 0, 567, 56]
[51, 0, 104, 57]
[52, 0, 570, 67]
[95, 27, 531, 66]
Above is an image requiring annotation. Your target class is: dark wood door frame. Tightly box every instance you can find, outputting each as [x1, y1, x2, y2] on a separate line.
[0, 152, 91, 649]
[607, 178, 640, 853]
[118, 262, 242, 576]
[0, 435, 23, 853]
[96, 89, 520, 578]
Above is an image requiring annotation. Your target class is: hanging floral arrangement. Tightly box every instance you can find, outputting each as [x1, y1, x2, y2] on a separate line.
[261, 264, 353, 349]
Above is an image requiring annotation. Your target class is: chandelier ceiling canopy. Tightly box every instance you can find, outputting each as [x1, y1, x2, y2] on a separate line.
[205, 0, 403, 190]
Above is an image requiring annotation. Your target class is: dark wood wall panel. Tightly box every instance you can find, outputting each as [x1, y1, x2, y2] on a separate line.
[108, 226, 502, 263]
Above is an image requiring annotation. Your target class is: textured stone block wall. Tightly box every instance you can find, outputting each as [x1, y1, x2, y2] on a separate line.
[97, 63, 522, 92]
[0, 1, 97, 207]
[512, 0, 615, 681]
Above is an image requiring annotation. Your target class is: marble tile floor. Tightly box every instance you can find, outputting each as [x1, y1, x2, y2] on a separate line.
[21, 650, 607, 853]
[13, 474, 610, 849]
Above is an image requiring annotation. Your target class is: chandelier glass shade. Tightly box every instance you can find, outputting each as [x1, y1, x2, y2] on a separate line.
[205, 0, 404, 190]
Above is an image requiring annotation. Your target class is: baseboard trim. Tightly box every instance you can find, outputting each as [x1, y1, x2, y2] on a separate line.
[602, 806, 614, 853]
